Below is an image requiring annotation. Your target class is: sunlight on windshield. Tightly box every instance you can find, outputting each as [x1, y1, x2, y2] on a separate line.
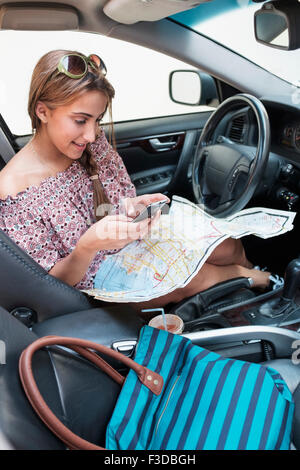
[173, 0, 300, 87]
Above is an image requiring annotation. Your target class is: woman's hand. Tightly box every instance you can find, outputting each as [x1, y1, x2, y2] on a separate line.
[76, 213, 159, 256]
[121, 193, 170, 219]
[51, 205, 162, 287]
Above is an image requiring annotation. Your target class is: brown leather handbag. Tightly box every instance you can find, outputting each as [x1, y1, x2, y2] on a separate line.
[18, 335, 163, 450]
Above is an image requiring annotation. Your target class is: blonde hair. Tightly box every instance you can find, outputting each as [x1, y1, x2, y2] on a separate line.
[28, 49, 115, 220]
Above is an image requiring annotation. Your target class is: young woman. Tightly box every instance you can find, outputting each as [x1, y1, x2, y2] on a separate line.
[0, 50, 275, 313]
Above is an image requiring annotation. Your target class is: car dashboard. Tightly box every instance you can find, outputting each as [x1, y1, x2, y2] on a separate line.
[218, 99, 300, 214]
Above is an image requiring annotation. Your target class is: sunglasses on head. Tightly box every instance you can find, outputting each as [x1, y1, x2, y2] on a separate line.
[57, 53, 107, 79]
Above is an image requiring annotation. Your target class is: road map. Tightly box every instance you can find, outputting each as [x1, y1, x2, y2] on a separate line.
[81, 196, 296, 303]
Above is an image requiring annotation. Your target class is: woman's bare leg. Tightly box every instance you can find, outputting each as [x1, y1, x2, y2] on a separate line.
[207, 238, 253, 269]
[132, 262, 270, 317]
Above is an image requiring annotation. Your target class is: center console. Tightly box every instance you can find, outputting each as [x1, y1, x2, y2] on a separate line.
[170, 257, 300, 333]
[171, 286, 300, 332]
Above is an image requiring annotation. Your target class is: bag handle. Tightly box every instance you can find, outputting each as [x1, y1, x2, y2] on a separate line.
[19, 335, 163, 450]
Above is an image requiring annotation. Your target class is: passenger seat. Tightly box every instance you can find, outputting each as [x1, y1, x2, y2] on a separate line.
[0, 125, 15, 169]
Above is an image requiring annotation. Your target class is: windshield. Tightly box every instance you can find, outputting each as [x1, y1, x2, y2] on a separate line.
[172, 0, 299, 87]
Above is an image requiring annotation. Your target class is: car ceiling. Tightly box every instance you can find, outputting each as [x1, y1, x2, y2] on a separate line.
[0, 0, 294, 101]
[0, 0, 212, 31]
[0, 0, 118, 34]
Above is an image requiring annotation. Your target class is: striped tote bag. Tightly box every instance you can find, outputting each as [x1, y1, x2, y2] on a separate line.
[106, 325, 294, 450]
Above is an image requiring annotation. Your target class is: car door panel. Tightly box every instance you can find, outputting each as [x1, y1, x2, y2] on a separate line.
[113, 111, 212, 197]
[117, 134, 183, 196]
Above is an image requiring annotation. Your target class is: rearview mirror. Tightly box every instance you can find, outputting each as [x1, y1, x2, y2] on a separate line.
[254, 0, 300, 50]
[169, 70, 218, 107]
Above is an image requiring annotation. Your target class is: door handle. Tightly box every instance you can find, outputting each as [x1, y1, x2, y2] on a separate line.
[149, 138, 177, 151]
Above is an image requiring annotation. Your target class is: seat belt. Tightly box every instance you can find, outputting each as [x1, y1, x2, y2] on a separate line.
[0, 127, 15, 163]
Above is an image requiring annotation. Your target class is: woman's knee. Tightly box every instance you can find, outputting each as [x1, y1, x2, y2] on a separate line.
[208, 238, 245, 266]
[178, 265, 214, 296]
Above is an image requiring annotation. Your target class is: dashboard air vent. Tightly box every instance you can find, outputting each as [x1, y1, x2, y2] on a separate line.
[229, 114, 245, 142]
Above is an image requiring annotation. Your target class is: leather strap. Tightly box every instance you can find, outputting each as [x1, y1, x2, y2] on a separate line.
[19, 335, 163, 450]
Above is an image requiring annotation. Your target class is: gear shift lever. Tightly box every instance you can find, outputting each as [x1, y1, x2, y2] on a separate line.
[259, 257, 300, 318]
[281, 257, 300, 300]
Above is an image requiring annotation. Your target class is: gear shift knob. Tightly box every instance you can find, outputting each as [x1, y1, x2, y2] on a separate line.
[282, 257, 300, 300]
[259, 257, 300, 319]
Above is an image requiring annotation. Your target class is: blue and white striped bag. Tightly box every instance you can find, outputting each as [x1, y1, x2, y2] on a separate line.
[106, 325, 294, 450]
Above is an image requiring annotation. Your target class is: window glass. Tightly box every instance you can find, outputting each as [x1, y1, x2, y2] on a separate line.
[0, 30, 215, 135]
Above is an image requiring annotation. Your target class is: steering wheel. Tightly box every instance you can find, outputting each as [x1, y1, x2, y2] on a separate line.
[192, 94, 270, 218]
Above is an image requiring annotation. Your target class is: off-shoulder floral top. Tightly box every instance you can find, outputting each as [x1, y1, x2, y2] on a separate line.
[0, 129, 136, 289]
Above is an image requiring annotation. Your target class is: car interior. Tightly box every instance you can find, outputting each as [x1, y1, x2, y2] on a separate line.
[0, 0, 300, 450]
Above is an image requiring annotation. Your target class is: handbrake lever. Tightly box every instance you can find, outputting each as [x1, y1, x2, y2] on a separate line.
[170, 277, 253, 323]
[198, 277, 253, 309]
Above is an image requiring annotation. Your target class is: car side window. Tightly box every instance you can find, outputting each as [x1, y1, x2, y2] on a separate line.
[100, 36, 217, 124]
[0, 30, 217, 135]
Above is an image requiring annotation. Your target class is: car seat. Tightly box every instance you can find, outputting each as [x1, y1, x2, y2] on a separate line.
[0, 306, 120, 449]
[0, 306, 299, 450]
[0, 228, 92, 322]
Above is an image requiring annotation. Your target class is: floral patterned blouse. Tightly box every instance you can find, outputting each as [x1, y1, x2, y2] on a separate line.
[0, 129, 136, 289]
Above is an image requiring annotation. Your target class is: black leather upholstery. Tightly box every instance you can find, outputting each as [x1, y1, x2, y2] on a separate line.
[0, 307, 65, 449]
[0, 307, 120, 449]
[32, 305, 144, 368]
[32, 305, 144, 346]
[0, 229, 91, 321]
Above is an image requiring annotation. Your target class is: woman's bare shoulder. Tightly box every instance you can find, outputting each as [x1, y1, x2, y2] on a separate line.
[0, 167, 22, 200]
[0, 150, 34, 199]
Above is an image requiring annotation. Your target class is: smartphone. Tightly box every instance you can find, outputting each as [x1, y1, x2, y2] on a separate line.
[132, 199, 169, 223]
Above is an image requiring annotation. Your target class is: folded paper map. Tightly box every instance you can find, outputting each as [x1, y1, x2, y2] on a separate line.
[81, 196, 296, 303]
